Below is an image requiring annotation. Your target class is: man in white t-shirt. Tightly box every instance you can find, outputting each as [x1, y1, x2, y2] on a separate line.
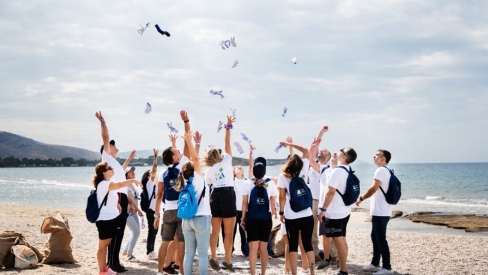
[356, 150, 394, 275]
[154, 110, 191, 275]
[95, 111, 140, 273]
[318, 147, 357, 275]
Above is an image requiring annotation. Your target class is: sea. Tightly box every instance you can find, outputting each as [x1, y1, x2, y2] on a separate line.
[0, 162, 487, 216]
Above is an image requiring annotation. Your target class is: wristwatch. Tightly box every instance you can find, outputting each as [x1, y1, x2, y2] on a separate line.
[319, 208, 327, 212]
[279, 211, 284, 216]
[359, 196, 364, 202]
[154, 213, 160, 218]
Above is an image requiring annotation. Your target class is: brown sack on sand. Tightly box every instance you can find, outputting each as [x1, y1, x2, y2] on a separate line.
[0, 232, 44, 268]
[270, 224, 286, 257]
[40, 213, 76, 264]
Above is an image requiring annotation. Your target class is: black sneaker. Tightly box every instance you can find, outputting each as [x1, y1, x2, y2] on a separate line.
[163, 265, 178, 275]
[222, 262, 235, 273]
[209, 258, 221, 271]
[317, 260, 331, 269]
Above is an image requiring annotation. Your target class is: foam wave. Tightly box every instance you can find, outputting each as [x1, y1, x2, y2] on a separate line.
[0, 178, 91, 189]
[425, 196, 445, 200]
[403, 198, 488, 208]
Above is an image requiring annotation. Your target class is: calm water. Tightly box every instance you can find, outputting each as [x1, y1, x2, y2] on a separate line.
[0, 163, 487, 215]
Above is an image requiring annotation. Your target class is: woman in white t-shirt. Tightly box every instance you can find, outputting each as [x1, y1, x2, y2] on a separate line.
[176, 131, 211, 275]
[233, 164, 249, 258]
[92, 161, 141, 275]
[203, 115, 237, 272]
[277, 141, 316, 275]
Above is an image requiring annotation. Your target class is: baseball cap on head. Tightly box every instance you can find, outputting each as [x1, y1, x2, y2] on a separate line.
[125, 166, 135, 173]
[253, 157, 266, 179]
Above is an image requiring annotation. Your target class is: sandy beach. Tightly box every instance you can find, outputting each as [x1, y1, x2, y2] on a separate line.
[1, 204, 487, 275]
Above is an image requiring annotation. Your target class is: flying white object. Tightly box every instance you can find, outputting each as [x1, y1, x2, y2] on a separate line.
[282, 103, 288, 117]
[217, 121, 224, 133]
[137, 22, 150, 35]
[145, 102, 152, 114]
[219, 40, 230, 50]
[290, 56, 297, 64]
[230, 37, 237, 47]
[166, 122, 178, 134]
[274, 143, 284, 153]
[210, 89, 224, 99]
[230, 108, 236, 119]
[240, 132, 251, 144]
[233, 142, 244, 154]
[231, 60, 238, 68]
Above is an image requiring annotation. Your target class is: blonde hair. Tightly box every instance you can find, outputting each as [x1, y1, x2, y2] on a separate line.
[174, 161, 195, 191]
[202, 148, 223, 167]
[281, 154, 303, 179]
[92, 161, 109, 188]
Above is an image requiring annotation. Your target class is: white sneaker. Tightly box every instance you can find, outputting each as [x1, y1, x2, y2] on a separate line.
[126, 255, 138, 262]
[363, 264, 381, 272]
[373, 268, 394, 275]
[156, 273, 163, 275]
[147, 251, 158, 260]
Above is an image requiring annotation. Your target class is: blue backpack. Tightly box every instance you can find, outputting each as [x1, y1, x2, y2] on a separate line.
[380, 166, 402, 205]
[163, 163, 181, 202]
[140, 185, 155, 213]
[86, 189, 109, 223]
[335, 166, 360, 206]
[247, 179, 271, 221]
[289, 174, 313, 212]
[177, 176, 206, 219]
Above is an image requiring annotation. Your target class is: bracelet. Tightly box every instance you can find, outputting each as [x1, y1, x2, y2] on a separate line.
[184, 120, 189, 123]
[359, 196, 364, 202]
[224, 124, 233, 130]
[154, 213, 160, 218]
[279, 211, 284, 216]
[319, 208, 327, 212]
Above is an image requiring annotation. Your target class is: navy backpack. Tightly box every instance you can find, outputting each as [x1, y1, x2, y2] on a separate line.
[247, 179, 271, 220]
[288, 174, 313, 212]
[380, 166, 402, 205]
[163, 163, 181, 201]
[140, 185, 155, 213]
[335, 166, 360, 206]
[86, 189, 109, 223]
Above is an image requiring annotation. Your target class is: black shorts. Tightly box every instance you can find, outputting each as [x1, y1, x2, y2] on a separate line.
[324, 215, 350, 238]
[96, 217, 118, 240]
[246, 215, 272, 242]
[210, 187, 237, 218]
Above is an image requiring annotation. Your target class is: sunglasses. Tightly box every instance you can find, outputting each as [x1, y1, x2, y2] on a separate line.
[107, 166, 113, 171]
[340, 148, 347, 157]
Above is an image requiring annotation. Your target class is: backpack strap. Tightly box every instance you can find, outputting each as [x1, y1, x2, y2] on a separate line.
[98, 191, 109, 211]
[334, 166, 350, 196]
[150, 185, 156, 200]
[379, 166, 392, 196]
[321, 165, 330, 174]
[187, 176, 206, 206]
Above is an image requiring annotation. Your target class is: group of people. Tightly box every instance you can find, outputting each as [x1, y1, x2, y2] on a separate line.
[91, 110, 396, 275]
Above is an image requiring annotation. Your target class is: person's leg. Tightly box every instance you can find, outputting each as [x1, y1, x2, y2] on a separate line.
[182, 219, 196, 275]
[97, 238, 112, 271]
[370, 216, 380, 267]
[146, 209, 158, 255]
[284, 235, 291, 273]
[311, 199, 319, 258]
[157, 241, 170, 272]
[210, 217, 222, 260]
[125, 214, 141, 256]
[298, 233, 308, 271]
[158, 210, 177, 272]
[259, 241, 269, 275]
[236, 211, 249, 257]
[166, 239, 177, 267]
[175, 220, 185, 275]
[110, 194, 129, 267]
[333, 236, 348, 273]
[300, 216, 315, 274]
[222, 216, 236, 264]
[248, 241, 259, 275]
[373, 216, 391, 270]
[194, 216, 211, 273]
[285, 218, 300, 275]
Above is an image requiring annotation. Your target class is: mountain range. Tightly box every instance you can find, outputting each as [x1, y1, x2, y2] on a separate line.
[0, 131, 100, 160]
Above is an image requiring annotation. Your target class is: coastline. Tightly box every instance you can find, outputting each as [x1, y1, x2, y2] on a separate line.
[1, 204, 487, 275]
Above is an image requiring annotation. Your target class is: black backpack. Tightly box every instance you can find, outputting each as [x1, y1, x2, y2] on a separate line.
[86, 189, 109, 223]
[141, 185, 156, 213]
[380, 166, 402, 205]
[289, 174, 313, 212]
[335, 166, 360, 206]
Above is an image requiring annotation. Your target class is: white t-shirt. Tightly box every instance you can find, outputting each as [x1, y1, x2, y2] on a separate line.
[325, 165, 352, 219]
[187, 173, 211, 216]
[96, 180, 120, 221]
[371, 166, 392, 217]
[243, 178, 278, 213]
[126, 184, 139, 213]
[157, 155, 189, 210]
[101, 151, 127, 194]
[234, 178, 247, 211]
[309, 164, 329, 200]
[318, 166, 332, 208]
[277, 158, 313, 220]
[205, 153, 234, 188]
[145, 179, 158, 211]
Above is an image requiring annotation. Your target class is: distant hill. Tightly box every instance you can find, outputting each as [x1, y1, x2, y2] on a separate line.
[0, 131, 100, 160]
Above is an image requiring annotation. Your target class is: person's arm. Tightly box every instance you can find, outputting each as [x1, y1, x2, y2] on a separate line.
[108, 179, 141, 191]
[318, 186, 335, 222]
[313, 126, 328, 160]
[286, 136, 294, 155]
[309, 138, 321, 173]
[241, 194, 248, 229]
[181, 110, 191, 158]
[154, 180, 164, 229]
[224, 115, 235, 156]
[281, 141, 309, 159]
[193, 131, 202, 157]
[248, 144, 256, 179]
[95, 111, 110, 155]
[278, 187, 286, 223]
[122, 150, 136, 170]
[149, 149, 159, 182]
[270, 195, 277, 219]
[183, 130, 202, 176]
[356, 179, 382, 206]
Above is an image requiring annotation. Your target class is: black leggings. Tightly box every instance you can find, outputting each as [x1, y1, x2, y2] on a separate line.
[285, 215, 314, 253]
[146, 209, 159, 254]
[108, 193, 128, 266]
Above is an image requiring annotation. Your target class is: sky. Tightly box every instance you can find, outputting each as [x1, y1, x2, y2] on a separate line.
[1, 0, 487, 163]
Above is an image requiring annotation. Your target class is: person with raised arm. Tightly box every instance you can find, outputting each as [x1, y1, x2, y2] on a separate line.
[204, 115, 237, 272]
[140, 149, 159, 260]
[154, 111, 191, 275]
[277, 141, 315, 275]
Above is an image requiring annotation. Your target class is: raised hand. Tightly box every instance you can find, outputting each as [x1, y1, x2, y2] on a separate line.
[180, 110, 189, 122]
[193, 131, 202, 143]
[95, 111, 104, 122]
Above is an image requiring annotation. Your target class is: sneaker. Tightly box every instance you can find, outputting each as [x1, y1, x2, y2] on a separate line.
[373, 268, 394, 275]
[162, 265, 178, 275]
[147, 251, 158, 260]
[317, 260, 331, 269]
[336, 271, 348, 275]
[363, 264, 381, 272]
[222, 262, 236, 272]
[99, 266, 117, 275]
[126, 255, 138, 262]
[209, 258, 221, 271]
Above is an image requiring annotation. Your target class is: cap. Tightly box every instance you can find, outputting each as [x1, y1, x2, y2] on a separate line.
[100, 140, 116, 154]
[125, 166, 136, 173]
[253, 157, 266, 179]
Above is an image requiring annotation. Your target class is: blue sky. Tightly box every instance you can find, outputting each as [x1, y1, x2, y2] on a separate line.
[1, 0, 487, 163]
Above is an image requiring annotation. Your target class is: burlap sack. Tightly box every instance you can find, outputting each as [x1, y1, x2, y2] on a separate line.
[270, 224, 286, 257]
[40, 213, 76, 264]
[0, 231, 43, 268]
[11, 244, 38, 269]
